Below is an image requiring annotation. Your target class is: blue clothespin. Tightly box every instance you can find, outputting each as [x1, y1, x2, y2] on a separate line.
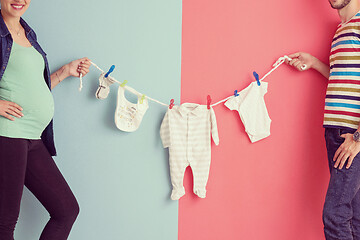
[234, 90, 239, 97]
[104, 65, 115, 78]
[253, 71, 260, 86]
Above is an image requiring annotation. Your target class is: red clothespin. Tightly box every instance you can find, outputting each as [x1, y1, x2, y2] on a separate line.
[169, 99, 174, 109]
[207, 95, 211, 109]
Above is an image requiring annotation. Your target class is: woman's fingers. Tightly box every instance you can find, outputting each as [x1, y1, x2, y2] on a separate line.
[8, 106, 23, 117]
[78, 68, 89, 76]
[0, 100, 23, 120]
[10, 102, 23, 111]
[77, 58, 91, 77]
[2, 112, 14, 121]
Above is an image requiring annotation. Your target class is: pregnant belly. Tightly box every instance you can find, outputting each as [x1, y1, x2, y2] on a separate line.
[0, 89, 55, 138]
[19, 91, 55, 129]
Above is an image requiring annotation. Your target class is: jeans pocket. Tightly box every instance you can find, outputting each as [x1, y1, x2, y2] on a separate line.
[335, 129, 346, 143]
[339, 128, 355, 137]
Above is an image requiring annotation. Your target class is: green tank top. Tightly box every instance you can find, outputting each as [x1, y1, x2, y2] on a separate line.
[0, 42, 54, 139]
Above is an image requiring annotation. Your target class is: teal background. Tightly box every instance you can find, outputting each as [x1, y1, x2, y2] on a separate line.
[14, 0, 181, 239]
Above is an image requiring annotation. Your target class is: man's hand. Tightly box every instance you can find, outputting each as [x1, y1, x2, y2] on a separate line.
[286, 52, 315, 71]
[333, 133, 360, 169]
[285, 52, 330, 79]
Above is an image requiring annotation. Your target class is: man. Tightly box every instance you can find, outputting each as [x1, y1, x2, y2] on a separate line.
[286, 0, 360, 239]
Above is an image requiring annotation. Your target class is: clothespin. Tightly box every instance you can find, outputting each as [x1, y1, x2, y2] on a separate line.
[234, 90, 239, 97]
[120, 80, 128, 87]
[169, 99, 174, 109]
[140, 94, 146, 104]
[207, 95, 212, 109]
[104, 65, 115, 78]
[253, 71, 260, 86]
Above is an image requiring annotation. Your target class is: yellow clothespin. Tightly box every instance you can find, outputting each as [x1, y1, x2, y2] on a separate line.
[120, 80, 128, 87]
[140, 94, 146, 104]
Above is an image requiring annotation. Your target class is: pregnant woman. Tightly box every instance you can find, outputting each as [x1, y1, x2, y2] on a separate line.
[0, 0, 91, 239]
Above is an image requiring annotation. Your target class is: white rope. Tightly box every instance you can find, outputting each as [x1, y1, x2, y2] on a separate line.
[80, 62, 168, 107]
[80, 56, 303, 108]
[210, 55, 305, 107]
[211, 96, 233, 107]
[79, 73, 83, 91]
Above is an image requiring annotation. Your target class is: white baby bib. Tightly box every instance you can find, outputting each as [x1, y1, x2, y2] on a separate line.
[115, 86, 149, 132]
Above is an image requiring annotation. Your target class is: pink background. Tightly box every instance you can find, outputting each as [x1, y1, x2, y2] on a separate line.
[180, 0, 341, 239]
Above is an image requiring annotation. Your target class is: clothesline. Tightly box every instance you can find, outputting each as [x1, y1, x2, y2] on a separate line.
[81, 62, 169, 106]
[79, 55, 305, 108]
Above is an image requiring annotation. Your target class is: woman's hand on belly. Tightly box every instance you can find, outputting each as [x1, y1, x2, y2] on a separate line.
[0, 100, 23, 121]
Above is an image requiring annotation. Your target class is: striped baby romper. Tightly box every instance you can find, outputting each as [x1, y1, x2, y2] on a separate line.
[160, 103, 219, 200]
[324, 11, 360, 130]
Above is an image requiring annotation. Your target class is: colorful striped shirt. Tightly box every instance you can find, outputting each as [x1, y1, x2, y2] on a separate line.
[324, 11, 360, 130]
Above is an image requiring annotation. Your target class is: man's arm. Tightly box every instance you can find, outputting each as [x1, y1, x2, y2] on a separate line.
[287, 52, 360, 170]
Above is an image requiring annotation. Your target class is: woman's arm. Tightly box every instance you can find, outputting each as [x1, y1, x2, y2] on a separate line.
[50, 57, 91, 90]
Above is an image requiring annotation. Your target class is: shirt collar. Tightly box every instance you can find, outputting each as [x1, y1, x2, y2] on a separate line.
[0, 11, 33, 38]
[178, 103, 206, 117]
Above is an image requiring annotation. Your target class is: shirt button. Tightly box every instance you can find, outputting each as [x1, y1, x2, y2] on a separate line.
[7, 48, 9, 51]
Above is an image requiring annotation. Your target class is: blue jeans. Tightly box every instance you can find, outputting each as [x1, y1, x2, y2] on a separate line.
[324, 128, 360, 240]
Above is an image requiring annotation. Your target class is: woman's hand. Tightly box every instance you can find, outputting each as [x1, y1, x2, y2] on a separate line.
[333, 133, 360, 169]
[285, 52, 315, 71]
[0, 100, 23, 121]
[67, 57, 91, 78]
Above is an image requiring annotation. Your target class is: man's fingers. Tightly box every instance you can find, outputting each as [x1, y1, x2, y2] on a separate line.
[288, 53, 300, 59]
[334, 151, 346, 167]
[334, 147, 342, 161]
[346, 156, 355, 169]
[289, 59, 298, 66]
[294, 61, 303, 69]
[339, 154, 350, 169]
[340, 133, 349, 138]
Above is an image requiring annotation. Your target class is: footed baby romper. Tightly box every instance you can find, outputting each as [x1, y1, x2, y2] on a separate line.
[160, 103, 219, 200]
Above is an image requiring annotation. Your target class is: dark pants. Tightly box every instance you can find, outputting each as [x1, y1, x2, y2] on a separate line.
[324, 128, 360, 240]
[0, 136, 79, 240]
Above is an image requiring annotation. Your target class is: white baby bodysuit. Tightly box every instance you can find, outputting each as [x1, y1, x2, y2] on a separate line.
[115, 86, 149, 132]
[160, 103, 219, 200]
[225, 81, 271, 143]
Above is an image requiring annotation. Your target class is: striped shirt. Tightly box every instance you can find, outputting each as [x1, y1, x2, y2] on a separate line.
[324, 11, 360, 130]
